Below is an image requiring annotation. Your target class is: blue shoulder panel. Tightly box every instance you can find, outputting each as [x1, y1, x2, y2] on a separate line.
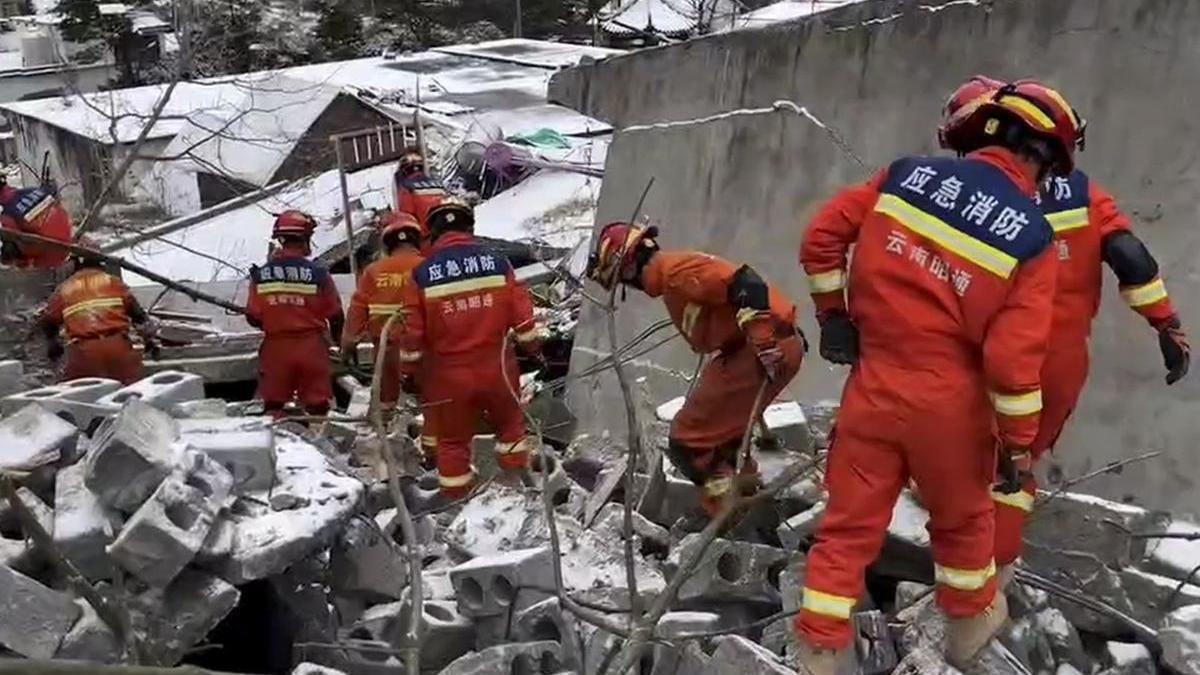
[1038, 169, 1090, 215]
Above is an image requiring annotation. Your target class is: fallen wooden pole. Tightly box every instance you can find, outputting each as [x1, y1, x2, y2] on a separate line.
[0, 228, 247, 316]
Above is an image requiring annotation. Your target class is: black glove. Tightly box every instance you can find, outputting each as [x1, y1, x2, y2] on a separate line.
[994, 444, 1032, 495]
[144, 338, 162, 361]
[1156, 316, 1190, 385]
[400, 373, 420, 396]
[46, 340, 63, 362]
[818, 311, 859, 365]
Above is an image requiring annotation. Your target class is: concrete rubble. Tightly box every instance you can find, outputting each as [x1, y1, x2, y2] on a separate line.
[0, 363, 1196, 675]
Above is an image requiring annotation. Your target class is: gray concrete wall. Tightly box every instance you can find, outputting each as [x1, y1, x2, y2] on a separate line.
[553, 0, 1200, 515]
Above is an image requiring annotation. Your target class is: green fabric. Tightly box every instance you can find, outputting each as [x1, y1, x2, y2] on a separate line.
[507, 128, 571, 149]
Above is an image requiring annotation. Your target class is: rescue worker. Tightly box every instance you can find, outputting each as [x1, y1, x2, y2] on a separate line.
[246, 210, 344, 419]
[586, 224, 805, 517]
[398, 197, 540, 500]
[1, 181, 73, 269]
[342, 211, 426, 416]
[394, 150, 446, 239]
[796, 80, 1084, 672]
[938, 76, 1190, 575]
[41, 244, 154, 384]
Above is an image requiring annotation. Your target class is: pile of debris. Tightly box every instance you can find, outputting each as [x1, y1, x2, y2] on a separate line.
[0, 357, 1199, 675]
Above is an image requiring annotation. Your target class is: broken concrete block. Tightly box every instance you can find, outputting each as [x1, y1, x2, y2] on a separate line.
[1142, 517, 1200, 583]
[178, 417, 276, 493]
[854, 610, 898, 674]
[760, 400, 811, 452]
[129, 570, 239, 666]
[0, 403, 78, 473]
[403, 599, 475, 670]
[0, 360, 23, 398]
[895, 581, 933, 612]
[329, 516, 407, 602]
[170, 398, 229, 419]
[108, 449, 232, 587]
[655, 396, 685, 422]
[1032, 607, 1088, 673]
[647, 612, 722, 673]
[669, 533, 788, 605]
[594, 502, 670, 556]
[875, 489, 933, 583]
[291, 664, 348, 675]
[893, 644, 957, 675]
[583, 455, 626, 526]
[439, 641, 564, 675]
[53, 460, 119, 580]
[1025, 491, 1157, 569]
[515, 597, 583, 671]
[85, 399, 180, 512]
[449, 547, 554, 618]
[0, 562, 81, 659]
[55, 598, 120, 663]
[271, 555, 337, 646]
[2, 377, 120, 415]
[778, 499, 826, 551]
[206, 434, 363, 584]
[1056, 666, 1084, 675]
[1103, 641, 1155, 675]
[97, 371, 205, 411]
[707, 634, 797, 674]
[473, 614, 511, 649]
[1159, 605, 1200, 675]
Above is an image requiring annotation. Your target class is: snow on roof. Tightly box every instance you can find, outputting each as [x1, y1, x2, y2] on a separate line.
[603, 0, 696, 35]
[130, 11, 171, 35]
[729, 0, 863, 30]
[469, 104, 611, 139]
[117, 162, 397, 286]
[432, 39, 619, 70]
[159, 75, 342, 187]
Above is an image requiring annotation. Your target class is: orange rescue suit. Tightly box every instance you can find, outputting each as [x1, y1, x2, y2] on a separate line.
[246, 245, 343, 416]
[400, 231, 539, 498]
[992, 170, 1178, 565]
[644, 251, 805, 515]
[43, 267, 145, 384]
[345, 247, 424, 407]
[797, 148, 1057, 649]
[395, 172, 446, 235]
[1, 187, 72, 269]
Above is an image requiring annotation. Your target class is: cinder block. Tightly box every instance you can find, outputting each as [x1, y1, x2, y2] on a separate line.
[777, 500, 826, 551]
[55, 599, 120, 663]
[54, 460, 119, 580]
[107, 449, 232, 586]
[330, 516, 407, 602]
[128, 570, 239, 666]
[0, 562, 81, 659]
[439, 641, 564, 675]
[3, 378, 121, 431]
[449, 547, 554, 618]
[97, 370, 205, 411]
[760, 400, 812, 452]
[515, 597, 584, 671]
[178, 417, 276, 493]
[708, 634, 796, 674]
[669, 533, 789, 605]
[645, 611, 720, 674]
[0, 403, 78, 473]
[84, 399, 181, 512]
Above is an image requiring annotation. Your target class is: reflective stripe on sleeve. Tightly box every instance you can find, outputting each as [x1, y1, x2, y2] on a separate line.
[935, 560, 996, 591]
[801, 588, 855, 620]
[990, 390, 1043, 416]
[1045, 207, 1089, 233]
[992, 489, 1035, 513]
[807, 269, 847, 294]
[1121, 279, 1168, 308]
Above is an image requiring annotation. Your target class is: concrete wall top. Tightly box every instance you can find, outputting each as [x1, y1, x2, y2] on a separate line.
[557, 0, 1200, 515]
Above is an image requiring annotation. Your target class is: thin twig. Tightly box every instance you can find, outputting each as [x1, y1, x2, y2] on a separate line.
[1032, 451, 1162, 518]
[370, 312, 421, 675]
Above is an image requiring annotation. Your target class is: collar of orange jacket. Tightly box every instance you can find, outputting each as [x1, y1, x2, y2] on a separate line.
[966, 146, 1040, 197]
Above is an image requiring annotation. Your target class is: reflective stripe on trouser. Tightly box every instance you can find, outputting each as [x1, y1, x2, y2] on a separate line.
[424, 347, 528, 498]
[797, 361, 997, 650]
[994, 339, 1088, 566]
[495, 436, 533, 471]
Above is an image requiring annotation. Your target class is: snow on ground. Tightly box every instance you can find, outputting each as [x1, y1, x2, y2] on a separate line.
[1148, 519, 1200, 577]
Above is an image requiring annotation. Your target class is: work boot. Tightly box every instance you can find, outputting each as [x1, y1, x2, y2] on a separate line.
[946, 590, 1009, 669]
[795, 640, 839, 675]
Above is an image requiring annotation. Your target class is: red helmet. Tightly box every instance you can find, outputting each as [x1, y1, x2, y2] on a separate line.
[381, 211, 423, 248]
[938, 75, 1006, 152]
[272, 210, 316, 240]
[586, 222, 659, 290]
[953, 80, 1086, 175]
[399, 151, 425, 176]
[426, 197, 474, 240]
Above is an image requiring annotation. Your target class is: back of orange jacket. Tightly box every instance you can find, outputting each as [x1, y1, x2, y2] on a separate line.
[400, 231, 538, 363]
[641, 251, 796, 354]
[801, 148, 1057, 447]
[44, 268, 139, 340]
[395, 173, 446, 233]
[245, 251, 343, 337]
[346, 249, 424, 342]
[2, 187, 72, 269]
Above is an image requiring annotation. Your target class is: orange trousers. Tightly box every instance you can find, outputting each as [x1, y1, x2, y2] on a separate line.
[423, 348, 529, 498]
[258, 333, 333, 416]
[797, 358, 998, 649]
[993, 340, 1088, 566]
[670, 332, 804, 515]
[64, 334, 143, 385]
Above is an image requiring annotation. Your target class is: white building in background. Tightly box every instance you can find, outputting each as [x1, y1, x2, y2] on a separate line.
[729, 0, 864, 30]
